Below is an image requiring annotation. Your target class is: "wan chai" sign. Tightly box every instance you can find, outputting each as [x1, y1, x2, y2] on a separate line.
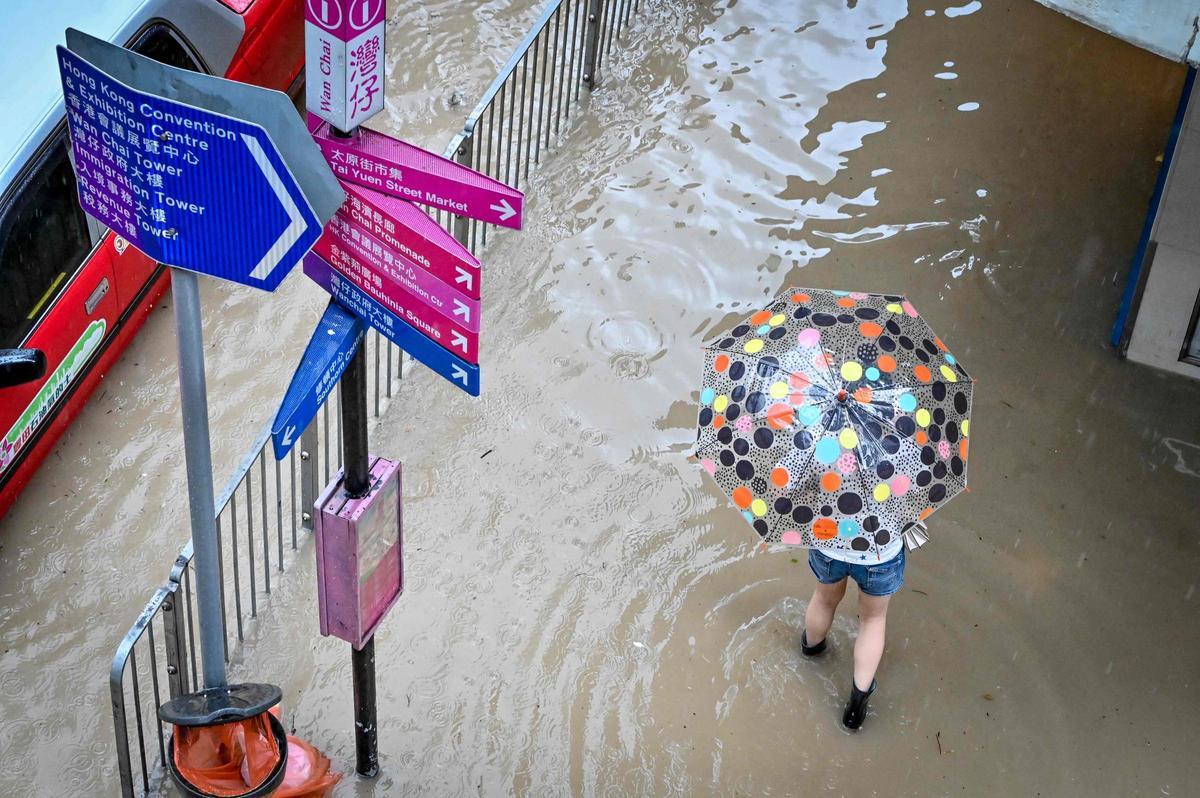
[305, 0, 386, 132]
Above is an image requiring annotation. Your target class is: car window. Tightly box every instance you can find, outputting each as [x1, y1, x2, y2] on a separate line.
[0, 23, 202, 348]
[0, 142, 91, 348]
[133, 24, 203, 73]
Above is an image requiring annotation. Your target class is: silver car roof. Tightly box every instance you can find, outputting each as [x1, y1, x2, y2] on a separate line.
[0, 0, 242, 198]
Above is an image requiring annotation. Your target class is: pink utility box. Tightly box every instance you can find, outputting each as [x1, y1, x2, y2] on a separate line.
[313, 456, 403, 650]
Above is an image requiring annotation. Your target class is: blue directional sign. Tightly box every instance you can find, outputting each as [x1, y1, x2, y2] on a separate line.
[304, 252, 481, 396]
[58, 30, 343, 292]
[271, 301, 366, 460]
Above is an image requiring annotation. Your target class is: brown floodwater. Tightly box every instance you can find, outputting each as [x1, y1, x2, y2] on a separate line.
[4, 0, 1200, 795]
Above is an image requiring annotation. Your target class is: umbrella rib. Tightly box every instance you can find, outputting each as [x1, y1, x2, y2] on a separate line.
[700, 346, 840, 394]
[767, 402, 849, 542]
[770, 440, 823, 541]
[831, 320, 865, 385]
[845, 410, 887, 561]
[853, 402, 938, 518]
[851, 396, 909, 443]
[806, 322, 843, 392]
[692, 393, 835, 460]
[780, 412, 834, 523]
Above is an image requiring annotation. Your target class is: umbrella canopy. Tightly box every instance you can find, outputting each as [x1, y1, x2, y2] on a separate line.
[693, 288, 973, 558]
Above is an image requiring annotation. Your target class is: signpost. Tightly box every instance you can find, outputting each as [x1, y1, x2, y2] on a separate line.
[57, 28, 342, 703]
[299, 130, 524, 395]
[323, 208, 482, 325]
[302, 0, 390, 775]
[313, 122, 524, 229]
[271, 302, 365, 460]
[281, 0, 521, 778]
[305, 0, 387, 132]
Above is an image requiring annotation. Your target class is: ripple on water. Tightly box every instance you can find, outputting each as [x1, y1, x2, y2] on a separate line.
[586, 314, 668, 379]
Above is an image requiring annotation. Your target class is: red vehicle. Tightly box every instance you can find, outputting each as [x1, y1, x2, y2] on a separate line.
[0, 0, 304, 520]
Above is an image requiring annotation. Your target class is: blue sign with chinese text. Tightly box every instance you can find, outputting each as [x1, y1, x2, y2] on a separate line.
[271, 301, 366, 460]
[57, 32, 342, 291]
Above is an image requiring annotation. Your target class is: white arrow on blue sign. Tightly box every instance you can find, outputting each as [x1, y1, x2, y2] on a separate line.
[304, 252, 481, 396]
[59, 30, 343, 292]
[271, 301, 366, 460]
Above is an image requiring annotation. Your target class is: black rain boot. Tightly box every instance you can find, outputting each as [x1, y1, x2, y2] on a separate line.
[842, 679, 876, 730]
[801, 631, 826, 656]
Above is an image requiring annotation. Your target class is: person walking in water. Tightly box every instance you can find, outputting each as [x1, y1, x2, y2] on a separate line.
[801, 531, 906, 730]
[691, 288, 973, 730]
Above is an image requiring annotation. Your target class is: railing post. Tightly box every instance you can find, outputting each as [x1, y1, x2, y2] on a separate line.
[452, 132, 474, 249]
[111, 663, 135, 797]
[162, 581, 189, 700]
[300, 425, 319, 530]
[582, 0, 604, 90]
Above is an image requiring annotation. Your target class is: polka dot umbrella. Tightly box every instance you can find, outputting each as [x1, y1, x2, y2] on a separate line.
[693, 288, 973, 558]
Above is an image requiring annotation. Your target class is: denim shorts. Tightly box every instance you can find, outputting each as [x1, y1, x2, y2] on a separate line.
[808, 547, 906, 597]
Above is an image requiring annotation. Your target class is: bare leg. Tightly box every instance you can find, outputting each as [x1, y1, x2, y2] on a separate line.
[804, 579, 847, 645]
[853, 592, 891, 690]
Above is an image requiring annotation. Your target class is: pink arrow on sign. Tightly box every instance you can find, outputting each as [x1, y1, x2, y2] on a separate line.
[314, 233, 480, 363]
[341, 181, 482, 300]
[313, 121, 524, 230]
[324, 209, 481, 331]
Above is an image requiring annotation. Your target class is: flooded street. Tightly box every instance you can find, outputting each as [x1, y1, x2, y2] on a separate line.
[4, 0, 1200, 795]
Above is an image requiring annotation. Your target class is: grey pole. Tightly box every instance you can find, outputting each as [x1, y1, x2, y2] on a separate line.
[171, 268, 227, 689]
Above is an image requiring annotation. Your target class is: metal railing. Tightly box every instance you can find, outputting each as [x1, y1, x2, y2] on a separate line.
[108, 0, 644, 794]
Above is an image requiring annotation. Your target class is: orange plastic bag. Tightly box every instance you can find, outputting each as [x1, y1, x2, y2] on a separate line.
[173, 715, 281, 796]
[268, 707, 341, 798]
[273, 734, 342, 797]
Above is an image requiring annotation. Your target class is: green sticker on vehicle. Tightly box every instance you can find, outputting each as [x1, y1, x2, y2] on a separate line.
[1, 320, 106, 474]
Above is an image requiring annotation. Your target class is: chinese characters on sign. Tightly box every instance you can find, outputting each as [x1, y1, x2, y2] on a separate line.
[341, 181, 482, 300]
[313, 123, 524, 229]
[315, 215, 481, 363]
[305, 0, 386, 132]
[304, 252, 481, 395]
[296, 46, 527, 397]
[57, 43, 330, 291]
[271, 302, 365, 460]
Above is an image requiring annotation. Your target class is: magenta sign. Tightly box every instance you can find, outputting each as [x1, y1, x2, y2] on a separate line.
[314, 231, 480, 363]
[305, 0, 386, 131]
[343, 181, 482, 300]
[313, 122, 524, 229]
[325, 209, 480, 322]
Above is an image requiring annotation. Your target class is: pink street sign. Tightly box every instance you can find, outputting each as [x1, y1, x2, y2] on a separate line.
[313, 122, 524, 229]
[314, 455, 402, 650]
[305, 0, 386, 131]
[306, 0, 385, 36]
[314, 233, 480, 363]
[325, 209, 481, 330]
[342, 181, 482, 300]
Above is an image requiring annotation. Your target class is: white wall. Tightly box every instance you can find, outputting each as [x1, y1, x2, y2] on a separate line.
[1036, 1, 1200, 66]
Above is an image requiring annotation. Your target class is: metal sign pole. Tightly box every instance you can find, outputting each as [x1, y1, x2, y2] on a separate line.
[171, 268, 227, 689]
[304, 0, 388, 774]
[333, 125, 380, 778]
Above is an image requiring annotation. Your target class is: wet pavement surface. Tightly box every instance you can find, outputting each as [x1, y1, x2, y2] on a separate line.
[4, 0, 1200, 795]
